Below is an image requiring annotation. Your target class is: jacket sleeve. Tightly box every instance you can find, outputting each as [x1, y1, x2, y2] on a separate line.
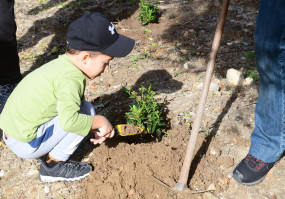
[55, 77, 93, 136]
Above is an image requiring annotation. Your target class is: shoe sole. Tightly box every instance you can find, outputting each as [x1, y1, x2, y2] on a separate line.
[232, 171, 266, 186]
[39, 173, 89, 183]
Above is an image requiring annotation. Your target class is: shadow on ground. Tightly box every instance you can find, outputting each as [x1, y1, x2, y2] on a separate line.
[18, 0, 139, 77]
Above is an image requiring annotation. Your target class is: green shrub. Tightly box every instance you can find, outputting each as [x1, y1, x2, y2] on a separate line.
[123, 85, 165, 136]
[138, 0, 160, 26]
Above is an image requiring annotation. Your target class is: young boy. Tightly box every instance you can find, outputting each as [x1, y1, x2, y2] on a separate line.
[0, 12, 135, 183]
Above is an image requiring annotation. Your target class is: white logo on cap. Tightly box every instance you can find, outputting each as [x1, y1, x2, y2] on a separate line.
[108, 23, 115, 35]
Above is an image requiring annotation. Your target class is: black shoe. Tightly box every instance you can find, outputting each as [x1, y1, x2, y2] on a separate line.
[39, 160, 92, 183]
[232, 154, 276, 186]
[0, 83, 17, 113]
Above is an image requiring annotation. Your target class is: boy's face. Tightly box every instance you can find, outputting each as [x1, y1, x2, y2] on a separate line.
[84, 53, 113, 79]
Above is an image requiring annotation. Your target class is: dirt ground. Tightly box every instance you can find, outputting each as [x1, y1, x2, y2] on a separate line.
[1, 0, 285, 198]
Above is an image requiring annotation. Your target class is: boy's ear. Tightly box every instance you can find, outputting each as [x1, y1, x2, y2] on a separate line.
[82, 52, 92, 65]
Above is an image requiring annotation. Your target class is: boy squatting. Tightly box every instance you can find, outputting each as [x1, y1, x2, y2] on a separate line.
[0, 12, 135, 183]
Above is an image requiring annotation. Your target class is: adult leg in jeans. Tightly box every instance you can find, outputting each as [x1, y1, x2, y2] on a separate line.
[233, 0, 285, 185]
[250, 0, 285, 163]
[0, 0, 22, 112]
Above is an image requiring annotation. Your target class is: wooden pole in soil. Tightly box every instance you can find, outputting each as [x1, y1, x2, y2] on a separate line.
[173, 0, 230, 191]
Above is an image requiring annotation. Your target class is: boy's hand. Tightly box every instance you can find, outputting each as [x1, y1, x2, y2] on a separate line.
[90, 129, 114, 145]
[90, 115, 115, 145]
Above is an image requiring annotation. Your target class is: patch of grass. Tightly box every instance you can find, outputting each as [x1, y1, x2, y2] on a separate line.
[24, 53, 40, 61]
[144, 28, 152, 33]
[245, 68, 259, 81]
[245, 51, 255, 60]
[123, 85, 166, 137]
[180, 112, 192, 128]
[243, 51, 259, 81]
[174, 71, 182, 77]
[138, 0, 160, 26]
[39, 45, 47, 51]
[125, 55, 144, 69]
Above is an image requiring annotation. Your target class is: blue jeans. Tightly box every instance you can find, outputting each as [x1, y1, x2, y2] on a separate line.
[249, 0, 285, 163]
[3, 101, 95, 161]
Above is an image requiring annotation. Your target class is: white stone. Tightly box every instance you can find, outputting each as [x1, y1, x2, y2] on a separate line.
[0, 169, 4, 177]
[243, 77, 254, 85]
[210, 148, 217, 155]
[184, 62, 189, 69]
[44, 185, 50, 194]
[197, 82, 220, 91]
[207, 183, 216, 191]
[226, 68, 244, 85]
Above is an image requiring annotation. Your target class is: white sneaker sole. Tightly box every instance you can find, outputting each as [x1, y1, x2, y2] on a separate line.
[39, 173, 89, 183]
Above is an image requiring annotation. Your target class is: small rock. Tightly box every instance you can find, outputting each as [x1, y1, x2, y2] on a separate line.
[128, 188, 135, 196]
[246, 22, 254, 26]
[181, 49, 188, 55]
[210, 148, 221, 157]
[183, 31, 190, 37]
[207, 183, 216, 191]
[243, 77, 253, 85]
[184, 62, 189, 69]
[0, 169, 4, 177]
[44, 185, 50, 194]
[219, 177, 231, 185]
[83, 157, 90, 161]
[226, 68, 244, 85]
[197, 82, 220, 91]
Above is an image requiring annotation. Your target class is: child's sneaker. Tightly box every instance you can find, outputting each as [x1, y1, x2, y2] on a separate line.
[39, 160, 92, 183]
[0, 83, 17, 113]
[232, 154, 275, 186]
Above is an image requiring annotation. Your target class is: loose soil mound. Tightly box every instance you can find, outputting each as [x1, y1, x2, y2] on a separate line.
[118, 124, 142, 136]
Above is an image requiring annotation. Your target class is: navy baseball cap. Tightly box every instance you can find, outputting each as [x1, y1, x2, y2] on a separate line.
[67, 12, 135, 57]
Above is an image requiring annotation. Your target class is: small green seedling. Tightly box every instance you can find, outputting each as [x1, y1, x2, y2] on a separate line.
[39, 45, 47, 50]
[245, 68, 259, 81]
[123, 85, 166, 137]
[174, 71, 182, 77]
[138, 0, 160, 26]
[144, 50, 151, 58]
[144, 28, 152, 33]
[126, 56, 144, 69]
[24, 53, 39, 61]
[245, 51, 255, 60]
[244, 51, 259, 81]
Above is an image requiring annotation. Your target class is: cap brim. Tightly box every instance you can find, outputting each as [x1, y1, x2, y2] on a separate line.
[101, 35, 135, 57]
